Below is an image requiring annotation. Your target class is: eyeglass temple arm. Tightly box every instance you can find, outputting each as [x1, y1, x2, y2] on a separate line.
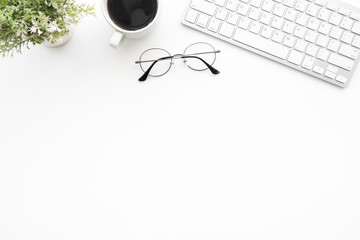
[138, 56, 173, 81]
[135, 50, 220, 64]
[181, 56, 220, 75]
[187, 50, 221, 56]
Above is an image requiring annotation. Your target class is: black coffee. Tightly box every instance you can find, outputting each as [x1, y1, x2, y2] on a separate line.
[108, 0, 158, 31]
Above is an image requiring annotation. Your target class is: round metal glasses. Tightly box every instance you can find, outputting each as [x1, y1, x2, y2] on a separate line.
[135, 42, 221, 81]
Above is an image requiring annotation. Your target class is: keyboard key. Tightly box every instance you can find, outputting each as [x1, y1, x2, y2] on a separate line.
[208, 18, 221, 32]
[318, 8, 332, 21]
[284, 8, 297, 21]
[237, 3, 250, 16]
[302, 56, 315, 69]
[327, 65, 338, 73]
[261, 26, 274, 38]
[249, 8, 261, 20]
[219, 22, 235, 37]
[316, 35, 329, 47]
[318, 22, 332, 35]
[271, 16, 283, 29]
[350, 12, 360, 21]
[295, 0, 308, 12]
[214, 0, 226, 7]
[260, 12, 272, 25]
[249, 21, 262, 34]
[324, 71, 336, 79]
[233, 28, 290, 59]
[284, 35, 296, 47]
[341, 32, 354, 44]
[250, 0, 262, 8]
[216, 8, 228, 20]
[296, 13, 309, 26]
[314, 0, 326, 7]
[294, 26, 307, 38]
[307, 18, 321, 30]
[317, 48, 330, 60]
[340, 18, 354, 31]
[327, 2, 338, 11]
[283, 21, 295, 34]
[339, 44, 359, 59]
[353, 36, 360, 48]
[329, 12, 343, 26]
[330, 27, 343, 39]
[262, 0, 275, 12]
[295, 39, 308, 51]
[327, 39, 340, 51]
[336, 75, 348, 84]
[272, 30, 285, 43]
[339, 7, 350, 16]
[273, 4, 286, 17]
[185, 9, 198, 23]
[197, 14, 210, 27]
[288, 50, 304, 65]
[284, 0, 295, 8]
[305, 30, 318, 43]
[238, 17, 251, 29]
[190, 0, 217, 16]
[328, 53, 354, 70]
[226, 0, 238, 11]
[306, 4, 320, 16]
[306, 44, 319, 56]
[227, 12, 239, 25]
[351, 22, 360, 35]
[313, 65, 325, 75]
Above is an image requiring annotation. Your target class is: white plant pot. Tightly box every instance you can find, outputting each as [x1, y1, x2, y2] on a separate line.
[43, 26, 75, 48]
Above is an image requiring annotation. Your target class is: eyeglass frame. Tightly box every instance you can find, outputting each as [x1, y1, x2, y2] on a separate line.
[135, 42, 221, 81]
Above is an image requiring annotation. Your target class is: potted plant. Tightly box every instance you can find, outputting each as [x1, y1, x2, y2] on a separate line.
[0, 0, 95, 56]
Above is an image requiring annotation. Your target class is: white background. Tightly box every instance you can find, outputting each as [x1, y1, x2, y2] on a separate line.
[1, 0, 360, 239]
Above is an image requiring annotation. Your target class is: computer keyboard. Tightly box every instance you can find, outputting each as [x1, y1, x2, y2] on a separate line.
[181, 0, 360, 87]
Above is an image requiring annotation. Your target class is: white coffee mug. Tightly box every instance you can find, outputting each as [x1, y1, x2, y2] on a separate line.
[101, 0, 160, 48]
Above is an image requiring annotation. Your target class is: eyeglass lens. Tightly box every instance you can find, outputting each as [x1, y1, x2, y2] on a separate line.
[183, 42, 216, 71]
[139, 48, 172, 77]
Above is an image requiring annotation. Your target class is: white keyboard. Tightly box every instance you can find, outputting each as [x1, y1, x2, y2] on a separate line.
[181, 0, 360, 87]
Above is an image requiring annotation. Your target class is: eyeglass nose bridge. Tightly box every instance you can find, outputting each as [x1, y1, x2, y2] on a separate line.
[171, 54, 187, 65]
[172, 54, 184, 59]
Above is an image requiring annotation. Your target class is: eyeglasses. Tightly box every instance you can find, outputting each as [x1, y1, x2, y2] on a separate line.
[135, 42, 221, 81]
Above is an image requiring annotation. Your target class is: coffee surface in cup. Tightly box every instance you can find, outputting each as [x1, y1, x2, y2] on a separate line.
[108, 0, 158, 31]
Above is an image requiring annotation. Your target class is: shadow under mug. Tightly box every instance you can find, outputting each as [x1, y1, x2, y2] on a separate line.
[101, 0, 160, 48]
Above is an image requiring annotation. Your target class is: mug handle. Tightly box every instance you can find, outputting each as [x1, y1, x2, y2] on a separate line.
[109, 31, 124, 48]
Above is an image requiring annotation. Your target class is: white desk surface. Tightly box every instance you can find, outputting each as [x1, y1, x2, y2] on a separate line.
[1, 0, 360, 239]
